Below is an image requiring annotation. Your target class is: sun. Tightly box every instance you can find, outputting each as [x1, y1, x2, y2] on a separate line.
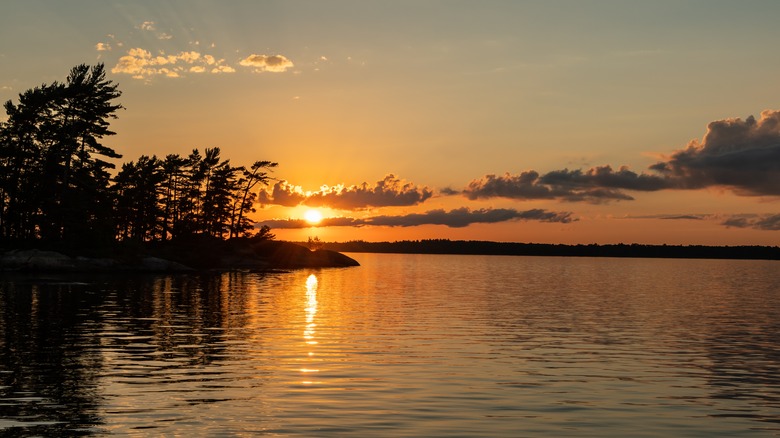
[303, 209, 323, 225]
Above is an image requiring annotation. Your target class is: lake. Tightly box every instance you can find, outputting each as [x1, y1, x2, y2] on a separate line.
[1, 253, 779, 436]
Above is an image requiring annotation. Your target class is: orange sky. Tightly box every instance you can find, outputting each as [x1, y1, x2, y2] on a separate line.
[2, 1, 780, 245]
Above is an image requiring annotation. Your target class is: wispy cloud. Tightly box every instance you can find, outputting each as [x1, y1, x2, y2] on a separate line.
[95, 42, 112, 52]
[135, 20, 172, 40]
[722, 214, 780, 231]
[239, 54, 294, 73]
[259, 207, 575, 229]
[259, 174, 433, 210]
[623, 212, 780, 232]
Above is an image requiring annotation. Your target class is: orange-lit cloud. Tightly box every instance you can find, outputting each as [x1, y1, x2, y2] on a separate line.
[212, 65, 236, 73]
[259, 174, 433, 210]
[95, 42, 111, 51]
[137, 20, 172, 40]
[259, 207, 574, 229]
[239, 54, 294, 73]
[111, 48, 234, 79]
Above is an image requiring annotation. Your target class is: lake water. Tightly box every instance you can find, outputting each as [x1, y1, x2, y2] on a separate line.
[1, 253, 779, 436]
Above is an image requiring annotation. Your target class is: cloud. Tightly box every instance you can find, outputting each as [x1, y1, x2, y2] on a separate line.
[259, 174, 433, 210]
[258, 207, 575, 229]
[540, 165, 669, 192]
[459, 110, 780, 204]
[722, 214, 780, 231]
[650, 110, 780, 196]
[95, 42, 111, 51]
[658, 215, 707, 221]
[365, 207, 575, 228]
[462, 165, 667, 203]
[239, 54, 294, 73]
[623, 212, 780, 231]
[112, 48, 234, 79]
[257, 181, 308, 207]
[623, 213, 713, 221]
[212, 65, 236, 74]
[139, 21, 156, 31]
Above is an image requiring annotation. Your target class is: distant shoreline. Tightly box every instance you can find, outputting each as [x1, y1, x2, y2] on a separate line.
[319, 239, 780, 261]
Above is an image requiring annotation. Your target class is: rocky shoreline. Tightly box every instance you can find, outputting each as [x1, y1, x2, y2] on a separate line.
[0, 240, 360, 273]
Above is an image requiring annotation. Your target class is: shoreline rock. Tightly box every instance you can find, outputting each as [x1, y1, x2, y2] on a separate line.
[0, 241, 360, 273]
[0, 249, 194, 273]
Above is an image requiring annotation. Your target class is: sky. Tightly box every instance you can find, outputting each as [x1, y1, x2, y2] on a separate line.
[2, 0, 780, 245]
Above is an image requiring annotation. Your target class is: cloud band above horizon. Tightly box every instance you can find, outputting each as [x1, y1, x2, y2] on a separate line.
[258, 207, 575, 229]
[259, 174, 433, 210]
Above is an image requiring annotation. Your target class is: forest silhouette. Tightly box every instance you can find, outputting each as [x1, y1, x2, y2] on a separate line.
[0, 64, 277, 255]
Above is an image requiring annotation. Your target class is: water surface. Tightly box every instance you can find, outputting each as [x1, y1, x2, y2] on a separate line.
[1, 254, 779, 436]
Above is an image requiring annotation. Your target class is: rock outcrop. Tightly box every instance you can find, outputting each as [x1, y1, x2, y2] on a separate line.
[0, 249, 193, 273]
[0, 240, 359, 273]
[252, 241, 360, 269]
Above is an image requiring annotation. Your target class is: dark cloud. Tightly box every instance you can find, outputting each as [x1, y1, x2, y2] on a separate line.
[461, 109, 780, 202]
[539, 165, 669, 191]
[258, 174, 433, 210]
[658, 215, 707, 221]
[257, 181, 308, 207]
[258, 207, 575, 229]
[462, 165, 667, 203]
[438, 187, 461, 196]
[722, 214, 780, 231]
[627, 214, 709, 220]
[366, 207, 574, 228]
[650, 110, 780, 196]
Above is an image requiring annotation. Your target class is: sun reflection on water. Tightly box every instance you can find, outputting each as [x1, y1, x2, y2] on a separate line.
[301, 274, 320, 383]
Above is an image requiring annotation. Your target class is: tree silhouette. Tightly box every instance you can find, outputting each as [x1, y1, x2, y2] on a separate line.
[159, 154, 189, 240]
[0, 64, 279, 250]
[0, 64, 122, 245]
[113, 155, 165, 242]
[229, 160, 278, 238]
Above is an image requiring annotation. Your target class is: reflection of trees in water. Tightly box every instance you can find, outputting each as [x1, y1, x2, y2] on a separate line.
[0, 279, 106, 434]
[0, 272, 268, 435]
[99, 273, 264, 366]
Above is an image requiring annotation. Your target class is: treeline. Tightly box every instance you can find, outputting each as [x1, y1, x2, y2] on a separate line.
[323, 239, 780, 261]
[0, 63, 276, 249]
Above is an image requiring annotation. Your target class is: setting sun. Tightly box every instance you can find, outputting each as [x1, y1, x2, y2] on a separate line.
[303, 209, 323, 225]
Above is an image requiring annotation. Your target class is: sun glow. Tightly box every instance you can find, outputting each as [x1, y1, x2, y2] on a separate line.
[303, 209, 323, 225]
